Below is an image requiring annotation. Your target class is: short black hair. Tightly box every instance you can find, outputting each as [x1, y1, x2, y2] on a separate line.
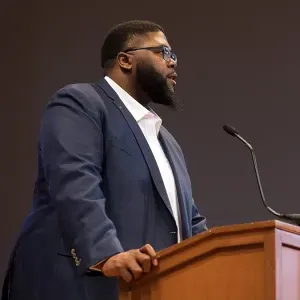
[101, 20, 164, 69]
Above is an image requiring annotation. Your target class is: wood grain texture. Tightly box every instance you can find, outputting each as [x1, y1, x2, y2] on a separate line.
[119, 220, 300, 300]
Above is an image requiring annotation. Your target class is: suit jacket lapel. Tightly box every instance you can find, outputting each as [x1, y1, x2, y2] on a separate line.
[95, 79, 175, 220]
[158, 127, 189, 239]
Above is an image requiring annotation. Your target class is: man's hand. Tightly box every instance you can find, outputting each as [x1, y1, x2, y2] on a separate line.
[101, 244, 158, 283]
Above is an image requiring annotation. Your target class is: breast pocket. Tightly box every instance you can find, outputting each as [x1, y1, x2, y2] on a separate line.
[110, 142, 132, 156]
[105, 136, 149, 184]
[109, 136, 134, 157]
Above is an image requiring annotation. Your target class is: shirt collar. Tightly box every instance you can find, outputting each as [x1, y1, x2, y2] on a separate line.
[104, 76, 162, 134]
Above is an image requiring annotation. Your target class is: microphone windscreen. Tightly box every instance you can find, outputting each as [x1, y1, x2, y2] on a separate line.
[223, 124, 239, 137]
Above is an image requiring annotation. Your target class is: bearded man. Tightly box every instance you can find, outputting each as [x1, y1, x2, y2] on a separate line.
[2, 20, 207, 300]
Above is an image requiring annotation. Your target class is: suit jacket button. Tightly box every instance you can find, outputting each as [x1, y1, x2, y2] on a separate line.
[75, 258, 81, 266]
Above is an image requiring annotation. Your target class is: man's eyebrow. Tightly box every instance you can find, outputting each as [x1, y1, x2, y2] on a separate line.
[155, 44, 171, 50]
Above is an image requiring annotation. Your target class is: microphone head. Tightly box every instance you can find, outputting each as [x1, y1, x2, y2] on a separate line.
[283, 213, 300, 221]
[223, 124, 239, 137]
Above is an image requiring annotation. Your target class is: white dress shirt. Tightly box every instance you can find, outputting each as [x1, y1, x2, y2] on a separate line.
[105, 76, 182, 242]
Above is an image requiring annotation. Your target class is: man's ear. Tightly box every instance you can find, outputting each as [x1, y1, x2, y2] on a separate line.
[117, 52, 133, 71]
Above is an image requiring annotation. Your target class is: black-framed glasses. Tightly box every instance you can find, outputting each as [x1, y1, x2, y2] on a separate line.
[122, 45, 177, 64]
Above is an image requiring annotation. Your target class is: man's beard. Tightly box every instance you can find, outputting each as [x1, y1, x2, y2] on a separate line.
[136, 60, 183, 111]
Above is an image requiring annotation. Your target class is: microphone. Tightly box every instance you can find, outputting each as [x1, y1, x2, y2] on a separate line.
[223, 124, 300, 225]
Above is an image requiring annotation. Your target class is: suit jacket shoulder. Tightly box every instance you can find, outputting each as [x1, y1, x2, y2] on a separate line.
[47, 82, 108, 125]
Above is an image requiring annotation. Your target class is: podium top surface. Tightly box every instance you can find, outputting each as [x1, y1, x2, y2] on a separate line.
[158, 219, 300, 258]
[123, 219, 300, 289]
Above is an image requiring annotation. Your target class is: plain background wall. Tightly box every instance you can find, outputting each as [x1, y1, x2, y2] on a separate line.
[1, 0, 300, 283]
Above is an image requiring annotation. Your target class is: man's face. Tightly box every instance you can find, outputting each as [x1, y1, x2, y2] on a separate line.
[127, 31, 182, 110]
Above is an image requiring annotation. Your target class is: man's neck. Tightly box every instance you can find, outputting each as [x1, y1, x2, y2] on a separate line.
[105, 74, 150, 106]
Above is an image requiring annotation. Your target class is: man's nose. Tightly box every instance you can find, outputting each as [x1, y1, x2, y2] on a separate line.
[167, 58, 177, 69]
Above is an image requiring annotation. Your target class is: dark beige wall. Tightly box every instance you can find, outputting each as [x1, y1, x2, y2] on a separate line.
[1, 0, 300, 283]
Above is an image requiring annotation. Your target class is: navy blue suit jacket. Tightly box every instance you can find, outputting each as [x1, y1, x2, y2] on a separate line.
[2, 79, 207, 300]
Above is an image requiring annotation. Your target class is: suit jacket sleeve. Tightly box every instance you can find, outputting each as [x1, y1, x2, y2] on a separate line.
[191, 199, 207, 235]
[39, 84, 123, 275]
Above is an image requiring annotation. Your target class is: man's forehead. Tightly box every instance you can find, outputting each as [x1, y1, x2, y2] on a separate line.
[145, 31, 171, 48]
[129, 31, 171, 49]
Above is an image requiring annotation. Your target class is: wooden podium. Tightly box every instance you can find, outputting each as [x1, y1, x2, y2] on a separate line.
[119, 220, 300, 300]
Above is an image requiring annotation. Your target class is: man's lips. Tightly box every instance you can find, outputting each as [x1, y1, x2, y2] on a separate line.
[167, 73, 177, 85]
